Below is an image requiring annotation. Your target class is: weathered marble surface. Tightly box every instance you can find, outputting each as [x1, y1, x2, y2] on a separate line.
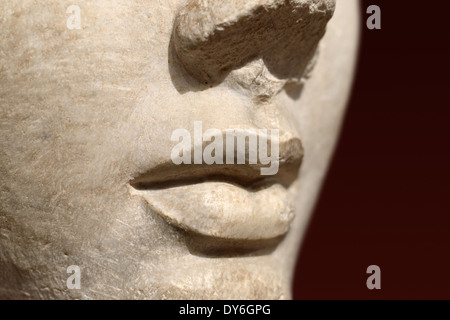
[0, 0, 359, 299]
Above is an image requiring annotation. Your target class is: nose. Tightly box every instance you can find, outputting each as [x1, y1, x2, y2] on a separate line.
[173, 0, 336, 86]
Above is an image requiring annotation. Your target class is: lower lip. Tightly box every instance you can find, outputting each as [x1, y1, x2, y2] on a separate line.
[130, 182, 295, 240]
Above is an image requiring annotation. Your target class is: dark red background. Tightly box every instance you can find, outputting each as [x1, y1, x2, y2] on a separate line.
[294, 0, 450, 299]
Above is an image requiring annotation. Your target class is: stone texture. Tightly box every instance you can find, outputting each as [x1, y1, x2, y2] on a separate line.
[0, 0, 359, 299]
[173, 0, 335, 86]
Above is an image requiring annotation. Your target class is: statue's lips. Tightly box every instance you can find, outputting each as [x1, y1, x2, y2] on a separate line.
[128, 137, 303, 241]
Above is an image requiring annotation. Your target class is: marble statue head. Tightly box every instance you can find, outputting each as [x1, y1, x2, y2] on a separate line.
[0, 0, 359, 299]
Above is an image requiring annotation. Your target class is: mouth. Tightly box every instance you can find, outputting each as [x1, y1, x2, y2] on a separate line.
[128, 134, 303, 243]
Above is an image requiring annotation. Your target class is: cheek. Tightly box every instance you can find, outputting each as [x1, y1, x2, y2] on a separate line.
[0, 0, 178, 213]
[0, 1, 182, 283]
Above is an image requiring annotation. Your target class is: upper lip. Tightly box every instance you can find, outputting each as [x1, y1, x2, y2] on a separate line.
[130, 132, 304, 191]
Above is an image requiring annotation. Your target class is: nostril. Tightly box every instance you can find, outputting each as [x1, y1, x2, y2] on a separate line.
[173, 0, 336, 86]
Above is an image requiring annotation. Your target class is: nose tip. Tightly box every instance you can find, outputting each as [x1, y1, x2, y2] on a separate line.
[173, 0, 336, 86]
